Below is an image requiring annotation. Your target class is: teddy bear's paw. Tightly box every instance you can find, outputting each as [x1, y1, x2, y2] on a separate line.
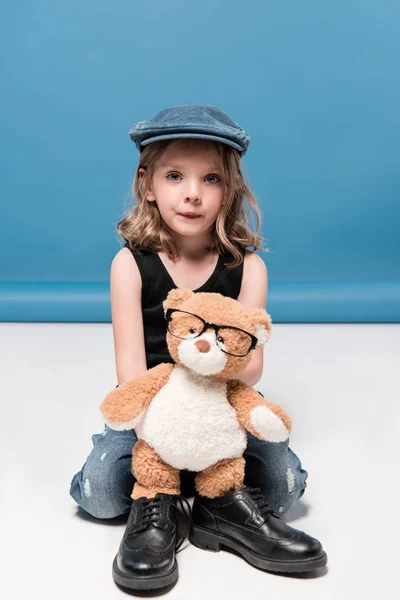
[104, 410, 145, 432]
[250, 405, 290, 442]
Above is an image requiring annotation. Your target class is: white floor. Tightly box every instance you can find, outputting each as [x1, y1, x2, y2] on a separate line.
[1, 322, 399, 600]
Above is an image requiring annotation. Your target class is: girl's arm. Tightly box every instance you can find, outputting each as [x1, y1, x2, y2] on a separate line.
[235, 251, 268, 387]
[110, 248, 148, 385]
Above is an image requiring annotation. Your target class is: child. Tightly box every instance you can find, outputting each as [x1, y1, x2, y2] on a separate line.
[70, 105, 326, 591]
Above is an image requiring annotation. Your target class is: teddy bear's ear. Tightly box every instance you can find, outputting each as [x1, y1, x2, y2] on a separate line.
[163, 288, 195, 313]
[248, 308, 272, 346]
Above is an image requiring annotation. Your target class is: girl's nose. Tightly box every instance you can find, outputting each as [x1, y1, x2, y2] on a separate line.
[184, 195, 200, 204]
[184, 181, 201, 202]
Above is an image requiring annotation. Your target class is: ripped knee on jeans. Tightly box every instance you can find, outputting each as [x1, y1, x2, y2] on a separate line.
[276, 467, 307, 515]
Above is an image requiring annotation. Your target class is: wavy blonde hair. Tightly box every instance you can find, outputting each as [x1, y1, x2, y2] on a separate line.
[117, 138, 267, 268]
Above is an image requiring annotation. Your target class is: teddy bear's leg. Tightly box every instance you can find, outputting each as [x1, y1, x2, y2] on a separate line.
[131, 440, 181, 500]
[195, 457, 245, 498]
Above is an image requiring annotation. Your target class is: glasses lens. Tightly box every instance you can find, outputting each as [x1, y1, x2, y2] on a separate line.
[216, 327, 253, 356]
[168, 311, 204, 339]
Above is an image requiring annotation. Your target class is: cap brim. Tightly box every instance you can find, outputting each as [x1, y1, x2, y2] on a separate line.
[139, 132, 244, 153]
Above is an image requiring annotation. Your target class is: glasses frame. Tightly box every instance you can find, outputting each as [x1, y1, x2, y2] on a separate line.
[165, 308, 259, 357]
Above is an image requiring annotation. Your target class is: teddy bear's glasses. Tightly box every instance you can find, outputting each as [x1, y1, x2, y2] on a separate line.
[165, 308, 259, 357]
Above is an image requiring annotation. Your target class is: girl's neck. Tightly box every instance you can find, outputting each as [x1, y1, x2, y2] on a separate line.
[168, 230, 215, 261]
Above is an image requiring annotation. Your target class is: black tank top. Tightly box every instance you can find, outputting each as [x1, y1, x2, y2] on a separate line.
[124, 243, 244, 369]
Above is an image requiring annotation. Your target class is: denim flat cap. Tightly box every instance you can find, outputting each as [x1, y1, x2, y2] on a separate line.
[129, 104, 250, 156]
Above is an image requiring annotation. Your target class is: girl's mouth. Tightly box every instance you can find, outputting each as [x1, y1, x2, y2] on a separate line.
[178, 213, 201, 220]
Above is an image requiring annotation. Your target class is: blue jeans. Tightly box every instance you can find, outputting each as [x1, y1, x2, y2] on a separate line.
[70, 425, 308, 520]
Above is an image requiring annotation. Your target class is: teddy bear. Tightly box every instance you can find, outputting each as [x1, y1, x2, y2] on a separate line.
[100, 288, 292, 501]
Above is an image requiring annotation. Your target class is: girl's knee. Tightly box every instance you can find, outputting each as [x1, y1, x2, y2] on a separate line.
[263, 462, 308, 515]
[69, 456, 134, 519]
[244, 438, 308, 515]
[70, 426, 137, 519]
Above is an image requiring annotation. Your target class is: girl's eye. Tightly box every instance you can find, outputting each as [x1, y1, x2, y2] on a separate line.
[166, 173, 220, 184]
[206, 174, 220, 184]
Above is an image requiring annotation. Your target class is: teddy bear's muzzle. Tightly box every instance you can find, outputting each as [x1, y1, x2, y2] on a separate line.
[195, 339, 210, 353]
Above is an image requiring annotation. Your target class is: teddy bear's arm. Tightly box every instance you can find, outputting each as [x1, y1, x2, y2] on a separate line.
[227, 379, 292, 442]
[100, 363, 174, 431]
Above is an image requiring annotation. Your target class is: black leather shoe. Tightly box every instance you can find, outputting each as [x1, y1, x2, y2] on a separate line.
[112, 493, 191, 591]
[189, 487, 327, 573]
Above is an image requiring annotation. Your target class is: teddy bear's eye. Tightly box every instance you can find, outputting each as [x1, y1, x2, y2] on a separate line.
[217, 336, 224, 343]
[190, 328, 197, 334]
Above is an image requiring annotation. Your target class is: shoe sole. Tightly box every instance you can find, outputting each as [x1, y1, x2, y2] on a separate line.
[189, 525, 327, 573]
[112, 554, 179, 591]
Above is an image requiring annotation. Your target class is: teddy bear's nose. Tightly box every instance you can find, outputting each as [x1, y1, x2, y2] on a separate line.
[195, 339, 211, 353]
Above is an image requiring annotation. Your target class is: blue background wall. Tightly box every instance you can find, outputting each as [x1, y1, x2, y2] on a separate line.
[1, 1, 399, 322]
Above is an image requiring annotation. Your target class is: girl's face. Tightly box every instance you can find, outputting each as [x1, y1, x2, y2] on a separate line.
[140, 140, 225, 240]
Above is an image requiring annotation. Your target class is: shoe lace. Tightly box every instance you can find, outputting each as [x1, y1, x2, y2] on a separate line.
[137, 495, 192, 553]
[247, 487, 277, 519]
[172, 496, 192, 553]
[139, 496, 163, 527]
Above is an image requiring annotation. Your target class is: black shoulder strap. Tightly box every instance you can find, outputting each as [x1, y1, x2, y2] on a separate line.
[123, 242, 171, 307]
